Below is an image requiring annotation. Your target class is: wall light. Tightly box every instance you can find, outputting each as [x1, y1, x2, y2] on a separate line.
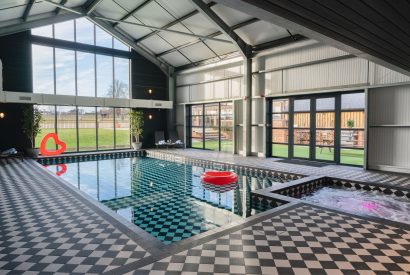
[0, 112, 5, 119]
[148, 89, 152, 94]
[148, 114, 153, 120]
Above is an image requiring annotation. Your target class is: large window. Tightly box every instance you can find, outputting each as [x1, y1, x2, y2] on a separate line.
[32, 19, 130, 98]
[340, 93, 365, 166]
[36, 105, 131, 152]
[271, 99, 289, 158]
[269, 92, 365, 166]
[188, 102, 233, 152]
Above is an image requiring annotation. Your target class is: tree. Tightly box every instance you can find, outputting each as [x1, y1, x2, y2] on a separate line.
[107, 79, 128, 99]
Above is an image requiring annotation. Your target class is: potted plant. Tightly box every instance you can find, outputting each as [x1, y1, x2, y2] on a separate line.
[347, 119, 355, 141]
[21, 105, 43, 157]
[130, 109, 144, 150]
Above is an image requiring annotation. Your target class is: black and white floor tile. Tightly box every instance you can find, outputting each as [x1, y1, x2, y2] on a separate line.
[132, 204, 410, 275]
[0, 159, 150, 274]
[1, 156, 410, 274]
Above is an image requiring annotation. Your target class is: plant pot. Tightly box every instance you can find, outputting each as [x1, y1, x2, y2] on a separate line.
[26, 148, 40, 158]
[132, 142, 142, 150]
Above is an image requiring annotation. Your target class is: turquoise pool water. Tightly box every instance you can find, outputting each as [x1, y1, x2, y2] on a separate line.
[44, 156, 287, 244]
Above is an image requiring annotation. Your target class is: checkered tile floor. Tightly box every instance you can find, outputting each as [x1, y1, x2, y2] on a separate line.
[130, 204, 410, 275]
[0, 159, 150, 274]
[1, 156, 410, 274]
[152, 149, 410, 189]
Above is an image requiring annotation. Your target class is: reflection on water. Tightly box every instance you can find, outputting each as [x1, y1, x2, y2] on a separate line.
[45, 157, 285, 244]
[301, 187, 410, 224]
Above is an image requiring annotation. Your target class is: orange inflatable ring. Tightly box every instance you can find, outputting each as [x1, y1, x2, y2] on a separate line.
[201, 171, 238, 185]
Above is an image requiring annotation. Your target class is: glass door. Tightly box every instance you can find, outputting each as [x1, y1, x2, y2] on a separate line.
[314, 97, 336, 161]
[293, 99, 311, 159]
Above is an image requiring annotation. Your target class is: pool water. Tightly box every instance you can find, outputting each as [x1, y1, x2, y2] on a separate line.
[301, 187, 410, 225]
[44, 156, 287, 244]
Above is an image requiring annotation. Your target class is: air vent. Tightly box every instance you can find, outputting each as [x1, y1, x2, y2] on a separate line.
[19, 96, 32, 101]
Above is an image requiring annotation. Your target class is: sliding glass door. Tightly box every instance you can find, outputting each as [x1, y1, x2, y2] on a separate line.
[269, 92, 365, 166]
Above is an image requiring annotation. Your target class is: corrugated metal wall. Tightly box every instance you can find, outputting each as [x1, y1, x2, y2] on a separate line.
[175, 41, 410, 165]
[368, 85, 410, 173]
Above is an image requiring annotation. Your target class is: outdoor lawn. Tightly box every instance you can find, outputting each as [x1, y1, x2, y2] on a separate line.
[192, 140, 233, 152]
[272, 144, 364, 166]
[35, 128, 130, 152]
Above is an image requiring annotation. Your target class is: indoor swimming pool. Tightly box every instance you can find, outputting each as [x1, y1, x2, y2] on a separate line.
[43, 156, 289, 244]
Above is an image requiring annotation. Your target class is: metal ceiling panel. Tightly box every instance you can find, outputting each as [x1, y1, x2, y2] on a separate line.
[211, 4, 253, 27]
[234, 20, 289, 45]
[117, 17, 152, 40]
[155, 0, 196, 19]
[0, 5, 26, 22]
[179, 42, 217, 62]
[0, 0, 26, 10]
[134, 1, 174, 28]
[159, 23, 198, 47]
[95, 0, 127, 20]
[160, 51, 191, 67]
[27, 2, 56, 17]
[139, 35, 174, 54]
[204, 34, 238, 55]
[181, 13, 220, 36]
[65, 0, 88, 7]
[112, 0, 146, 13]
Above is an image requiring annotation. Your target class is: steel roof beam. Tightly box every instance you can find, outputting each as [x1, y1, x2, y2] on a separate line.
[252, 34, 307, 53]
[112, 0, 154, 27]
[22, 0, 35, 22]
[88, 16, 172, 75]
[191, 0, 251, 58]
[94, 16, 232, 43]
[55, 0, 68, 16]
[135, 2, 217, 44]
[0, 11, 82, 37]
[84, 0, 104, 15]
[155, 18, 258, 57]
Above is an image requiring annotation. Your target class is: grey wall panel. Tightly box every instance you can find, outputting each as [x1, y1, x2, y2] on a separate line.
[368, 128, 410, 171]
[369, 63, 410, 86]
[265, 71, 282, 96]
[369, 85, 410, 126]
[265, 44, 348, 71]
[368, 84, 410, 173]
[283, 58, 368, 93]
[177, 64, 243, 86]
[176, 86, 190, 103]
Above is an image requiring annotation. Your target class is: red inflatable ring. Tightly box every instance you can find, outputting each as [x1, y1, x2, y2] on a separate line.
[201, 171, 238, 185]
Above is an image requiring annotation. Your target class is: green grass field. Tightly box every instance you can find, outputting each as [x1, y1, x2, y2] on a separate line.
[192, 140, 233, 152]
[272, 144, 364, 166]
[36, 128, 130, 152]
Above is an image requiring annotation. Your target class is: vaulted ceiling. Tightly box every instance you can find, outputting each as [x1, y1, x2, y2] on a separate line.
[0, 0, 304, 73]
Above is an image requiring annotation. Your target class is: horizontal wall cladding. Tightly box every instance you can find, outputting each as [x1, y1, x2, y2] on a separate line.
[369, 62, 410, 85]
[368, 127, 410, 170]
[176, 65, 243, 86]
[369, 85, 410, 126]
[177, 77, 243, 103]
[264, 44, 349, 71]
[282, 57, 368, 93]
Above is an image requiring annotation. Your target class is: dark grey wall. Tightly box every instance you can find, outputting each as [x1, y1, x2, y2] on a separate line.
[131, 50, 169, 147]
[131, 52, 168, 101]
[0, 31, 32, 151]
